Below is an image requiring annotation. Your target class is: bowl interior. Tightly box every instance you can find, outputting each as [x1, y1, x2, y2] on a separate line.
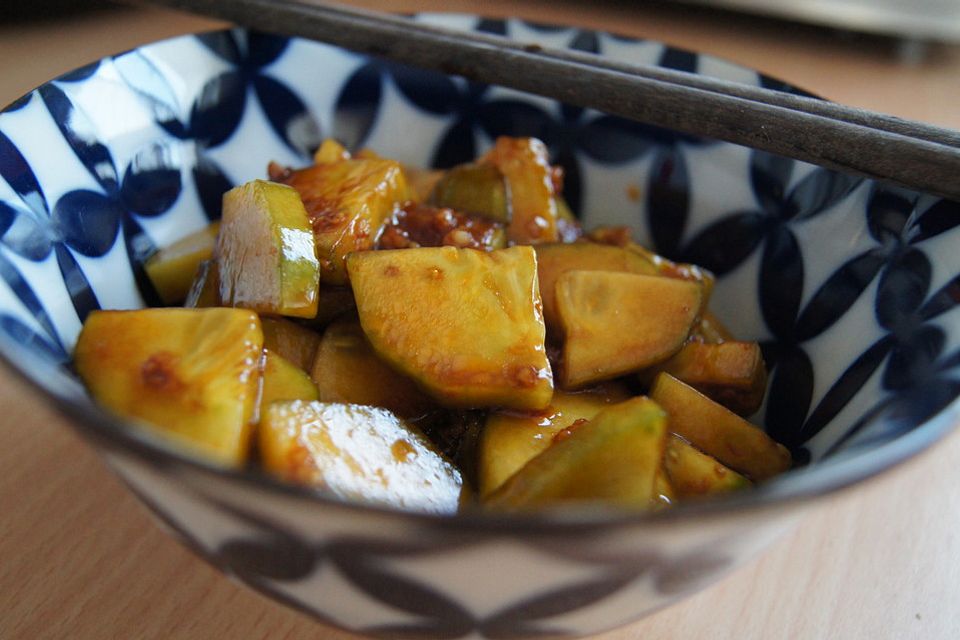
[1, 15, 959, 502]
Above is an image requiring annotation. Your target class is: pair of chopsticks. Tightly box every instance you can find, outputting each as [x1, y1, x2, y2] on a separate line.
[144, 0, 960, 201]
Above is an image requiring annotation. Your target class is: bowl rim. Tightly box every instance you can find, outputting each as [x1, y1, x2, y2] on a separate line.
[1, 21, 958, 533]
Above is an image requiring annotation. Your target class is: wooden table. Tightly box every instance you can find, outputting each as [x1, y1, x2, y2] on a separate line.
[2, 2, 959, 638]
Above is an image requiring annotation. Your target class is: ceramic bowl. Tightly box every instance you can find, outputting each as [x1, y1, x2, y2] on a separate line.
[1, 14, 958, 639]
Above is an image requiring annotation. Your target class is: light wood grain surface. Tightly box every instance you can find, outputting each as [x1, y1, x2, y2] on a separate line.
[1, 2, 959, 639]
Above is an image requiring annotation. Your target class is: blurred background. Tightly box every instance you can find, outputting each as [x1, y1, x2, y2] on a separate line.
[676, 0, 960, 44]
[2, 0, 958, 129]
[4, 0, 960, 44]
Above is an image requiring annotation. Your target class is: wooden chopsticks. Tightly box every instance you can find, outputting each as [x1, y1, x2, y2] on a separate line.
[143, 0, 960, 201]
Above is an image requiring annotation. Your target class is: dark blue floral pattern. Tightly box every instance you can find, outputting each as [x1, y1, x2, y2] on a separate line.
[192, 31, 321, 156]
[202, 497, 731, 639]
[334, 58, 493, 168]
[335, 27, 720, 216]
[672, 150, 863, 456]
[0, 127, 86, 356]
[40, 82, 180, 307]
[0, 76, 193, 353]
[809, 191, 960, 452]
[113, 31, 321, 219]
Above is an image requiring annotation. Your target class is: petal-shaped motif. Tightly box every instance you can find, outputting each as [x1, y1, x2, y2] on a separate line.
[122, 216, 162, 308]
[658, 47, 697, 73]
[749, 150, 792, 214]
[113, 50, 187, 138]
[681, 211, 766, 276]
[53, 190, 122, 257]
[195, 31, 242, 64]
[866, 186, 915, 243]
[569, 30, 599, 54]
[800, 336, 893, 441]
[0, 201, 53, 261]
[921, 272, 960, 321]
[39, 84, 119, 195]
[645, 146, 689, 257]
[481, 573, 637, 639]
[763, 344, 814, 450]
[253, 74, 321, 157]
[893, 375, 960, 429]
[884, 325, 944, 390]
[913, 197, 960, 242]
[0, 131, 48, 215]
[463, 79, 490, 104]
[333, 62, 382, 150]
[477, 99, 554, 143]
[577, 115, 656, 164]
[795, 250, 886, 341]
[759, 339, 780, 372]
[55, 243, 100, 323]
[759, 225, 803, 339]
[120, 143, 182, 217]
[189, 71, 246, 148]
[475, 18, 508, 36]
[218, 535, 316, 581]
[331, 553, 473, 632]
[3, 94, 32, 113]
[934, 346, 960, 373]
[246, 31, 291, 68]
[57, 60, 101, 83]
[192, 154, 233, 221]
[875, 248, 930, 330]
[785, 168, 862, 221]
[431, 119, 477, 169]
[791, 446, 813, 467]
[157, 117, 189, 141]
[0, 251, 62, 350]
[387, 62, 462, 115]
[820, 392, 893, 457]
[559, 102, 584, 123]
[826, 377, 960, 456]
[206, 498, 318, 581]
[0, 314, 66, 363]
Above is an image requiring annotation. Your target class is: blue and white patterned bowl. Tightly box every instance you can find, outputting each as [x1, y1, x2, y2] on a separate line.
[2, 14, 959, 639]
